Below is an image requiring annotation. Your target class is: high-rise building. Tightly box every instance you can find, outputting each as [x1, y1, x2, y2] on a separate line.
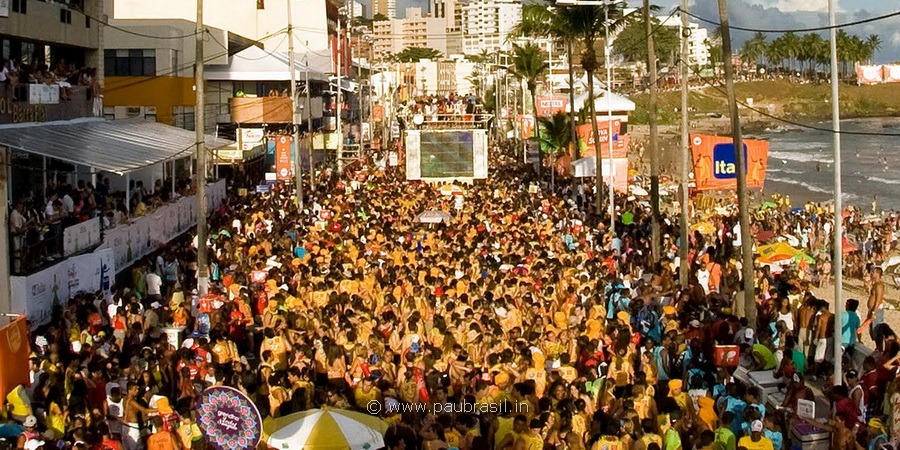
[372, 0, 396, 19]
[655, 13, 711, 68]
[351, 1, 367, 19]
[373, 8, 447, 58]
[461, 0, 521, 56]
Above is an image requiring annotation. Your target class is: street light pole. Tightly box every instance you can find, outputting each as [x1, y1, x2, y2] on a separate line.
[604, 1, 615, 237]
[336, 13, 344, 174]
[287, 0, 304, 210]
[195, 0, 209, 295]
[828, 0, 844, 385]
[679, 0, 690, 286]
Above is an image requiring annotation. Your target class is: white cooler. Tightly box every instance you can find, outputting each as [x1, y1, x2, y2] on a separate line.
[790, 421, 831, 450]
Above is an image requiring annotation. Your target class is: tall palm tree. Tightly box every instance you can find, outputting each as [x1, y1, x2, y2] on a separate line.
[538, 112, 572, 191]
[741, 32, 767, 67]
[554, 1, 628, 215]
[511, 42, 549, 181]
[865, 34, 882, 64]
[782, 32, 801, 75]
[511, 4, 580, 157]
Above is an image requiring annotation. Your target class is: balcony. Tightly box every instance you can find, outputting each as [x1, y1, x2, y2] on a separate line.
[0, 83, 95, 124]
[230, 96, 292, 124]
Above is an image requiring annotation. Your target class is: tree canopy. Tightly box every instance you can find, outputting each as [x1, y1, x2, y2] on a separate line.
[612, 17, 679, 65]
[393, 47, 443, 62]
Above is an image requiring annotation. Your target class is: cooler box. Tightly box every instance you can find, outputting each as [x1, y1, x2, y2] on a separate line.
[715, 345, 741, 367]
[749, 370, 780, 388]
[791, 420, 830, 450]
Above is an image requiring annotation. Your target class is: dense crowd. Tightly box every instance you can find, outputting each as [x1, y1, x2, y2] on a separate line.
[6, 140, 900, 450]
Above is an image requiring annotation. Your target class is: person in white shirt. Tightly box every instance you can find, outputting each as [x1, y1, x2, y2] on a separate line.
[696, 261, 711, 295]
[146, 271, 163, 298]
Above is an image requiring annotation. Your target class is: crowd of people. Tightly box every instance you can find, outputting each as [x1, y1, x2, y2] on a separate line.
[5, 138, 900, 450]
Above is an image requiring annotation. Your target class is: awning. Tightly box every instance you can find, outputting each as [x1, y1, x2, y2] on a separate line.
[0, 118, 232, 175]
[205, 46, 331, 82]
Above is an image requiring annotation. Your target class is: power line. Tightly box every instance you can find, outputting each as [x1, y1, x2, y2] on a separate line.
[677, 56, 900, 137]
[85, 13, 203, 40]
[679, 8, 900, 33]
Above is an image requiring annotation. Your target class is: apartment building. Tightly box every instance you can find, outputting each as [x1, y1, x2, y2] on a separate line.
[461, 0, 521, 56]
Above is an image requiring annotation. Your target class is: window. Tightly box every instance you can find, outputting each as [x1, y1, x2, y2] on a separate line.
[12, 0, 26, 14]
[104, 49, 156, 76]
[60, 9, 72, 24]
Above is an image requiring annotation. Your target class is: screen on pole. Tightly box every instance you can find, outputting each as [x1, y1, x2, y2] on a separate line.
[405, 130, 488, 180]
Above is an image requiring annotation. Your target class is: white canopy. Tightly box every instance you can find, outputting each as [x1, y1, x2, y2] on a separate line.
[0, 118, 232, 175]
[569, 90, 636, 114]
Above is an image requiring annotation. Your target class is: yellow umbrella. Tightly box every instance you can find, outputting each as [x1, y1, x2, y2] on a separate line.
[690, 221, 716, 235]
[757, 242, 799, 264]
[265, 408, 388, 450]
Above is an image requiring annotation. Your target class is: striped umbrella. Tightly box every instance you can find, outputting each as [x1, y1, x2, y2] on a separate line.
[265, 408, 388, 450]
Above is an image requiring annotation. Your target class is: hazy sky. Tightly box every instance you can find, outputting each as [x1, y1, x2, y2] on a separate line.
[377, 0, 899, 62]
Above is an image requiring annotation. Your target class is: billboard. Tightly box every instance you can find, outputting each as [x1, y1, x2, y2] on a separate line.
[536, 96, 569, 117]
[690, 134, 769, 191]
[405, 130, 488, 180]
[576, 122, 627, 158]
[274, 135, 292, 180]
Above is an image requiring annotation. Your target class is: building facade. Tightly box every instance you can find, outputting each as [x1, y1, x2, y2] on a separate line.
[371, 0, 396, 19]
[657, 13, 710, 68]
[461, 0, 521, 56]
[373, 8, 448, 58]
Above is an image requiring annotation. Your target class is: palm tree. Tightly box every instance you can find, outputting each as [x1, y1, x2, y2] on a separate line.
[782, 32, 801, 75]
[741, 32, 767, 67]
[511, 4, 580, 157]
[538, 112, 572, 191]
[554, 1, 629, 214]
[865, 34, 882, 64]
[511, 42, 549, 181]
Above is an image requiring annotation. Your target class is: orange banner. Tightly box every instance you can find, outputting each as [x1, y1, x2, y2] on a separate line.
[690, 134, 769, 191]
[372, 105, 384, 122]
[275, 135, 293, 180]
[0, 318, 30, 401]
[577, 122, 627, 158]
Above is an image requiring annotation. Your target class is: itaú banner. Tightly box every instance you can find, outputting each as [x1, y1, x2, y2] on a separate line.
[690, 134, 769, 191]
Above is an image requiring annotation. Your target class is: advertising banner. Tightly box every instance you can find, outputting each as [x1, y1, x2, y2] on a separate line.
[857, 65, 884, 85]
[238, 128, 265, 151]
[274, 135, 292, 180]
[570, 156, 629, 192]
[373, 105, 384, 122]
[0, 318, 29, 401]
[536, 96, 569, 117]
[196, 386, 263, 450]
[63, 217, 101, 257]
[883, 65, 900, 83]
[576, 122, 627, 158]
[690, 134, 769, 191]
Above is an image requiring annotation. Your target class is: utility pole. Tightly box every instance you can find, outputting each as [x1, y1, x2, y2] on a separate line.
[679, 0, 690, 286]
[336, 11, 344, 174]
[195, 0, 209, 295]
[306, 53, 315, 188]
[604, 1, 615, 238]
[287, 0, 304, 210]
[828, 0, 843, 385]
[645, 0, 661, 261]
[717, 0, 754, 327]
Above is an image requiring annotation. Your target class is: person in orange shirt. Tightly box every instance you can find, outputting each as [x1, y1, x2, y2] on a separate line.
[146, 416, 182, 450]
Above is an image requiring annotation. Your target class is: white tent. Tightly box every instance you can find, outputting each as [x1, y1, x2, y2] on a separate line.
[569, 91, 636, 114]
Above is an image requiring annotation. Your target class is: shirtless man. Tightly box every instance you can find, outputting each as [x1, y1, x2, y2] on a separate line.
[859, 268, 885, 352]
[123, 381, 157, 450]
[813, 300, 834, 377]
[796, 297, 817, 358]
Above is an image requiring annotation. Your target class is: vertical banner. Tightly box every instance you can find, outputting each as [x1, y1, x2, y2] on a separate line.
[275, 135, 292, 180]
[405, 130, 421, 180]
[373, 105, 384, 122]
[690, 134, 769, 191]
[0, 318, 30, 400]
[576, 121, 624, 157]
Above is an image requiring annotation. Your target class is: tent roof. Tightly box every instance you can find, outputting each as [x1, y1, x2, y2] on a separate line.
[569, 90, 636, 113]
[0, 118, 232, 175]
[205, 46, 332, 82]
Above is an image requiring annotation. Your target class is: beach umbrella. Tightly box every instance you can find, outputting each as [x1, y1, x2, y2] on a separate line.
[793, 252, 815, 264]
[690, 222, 716, 235]
[760, 201, 777, 210]
[265, 408, 388, 450]
[416, 210, 451, 224]
[757, 242, 799, 264]
[842, 236, 858, 253]
[621, 211, 634, 225]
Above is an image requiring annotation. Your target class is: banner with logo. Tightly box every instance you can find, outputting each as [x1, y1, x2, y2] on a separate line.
[196, 386, 262, 450]
[690, 134, 769, 191]
[239, 128, 265, 151]
[10, 249, 115, 329]
[576, 121, 627, 158]
[0, 318, 29, 400]
[63, 217, 101, 257]
[275, 135, 293, 180]
[536, 96, 569, 117]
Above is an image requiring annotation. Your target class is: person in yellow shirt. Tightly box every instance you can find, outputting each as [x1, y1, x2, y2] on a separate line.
[176, 413, 203, 449]
[737, 421, 774, 450]
[515, 419, 544, 450]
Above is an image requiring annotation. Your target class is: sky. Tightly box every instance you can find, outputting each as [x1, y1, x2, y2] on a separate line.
[374, 0, 900, 63]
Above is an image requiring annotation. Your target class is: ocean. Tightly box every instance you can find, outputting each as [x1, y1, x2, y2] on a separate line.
[758, 117, 900, 210]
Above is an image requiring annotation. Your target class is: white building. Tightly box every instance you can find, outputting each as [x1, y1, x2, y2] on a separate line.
[373, 7, 449, 58]
[351, 1, 367, 19]
[461, 0, 522, 56]
[656, 13, 710, 68]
